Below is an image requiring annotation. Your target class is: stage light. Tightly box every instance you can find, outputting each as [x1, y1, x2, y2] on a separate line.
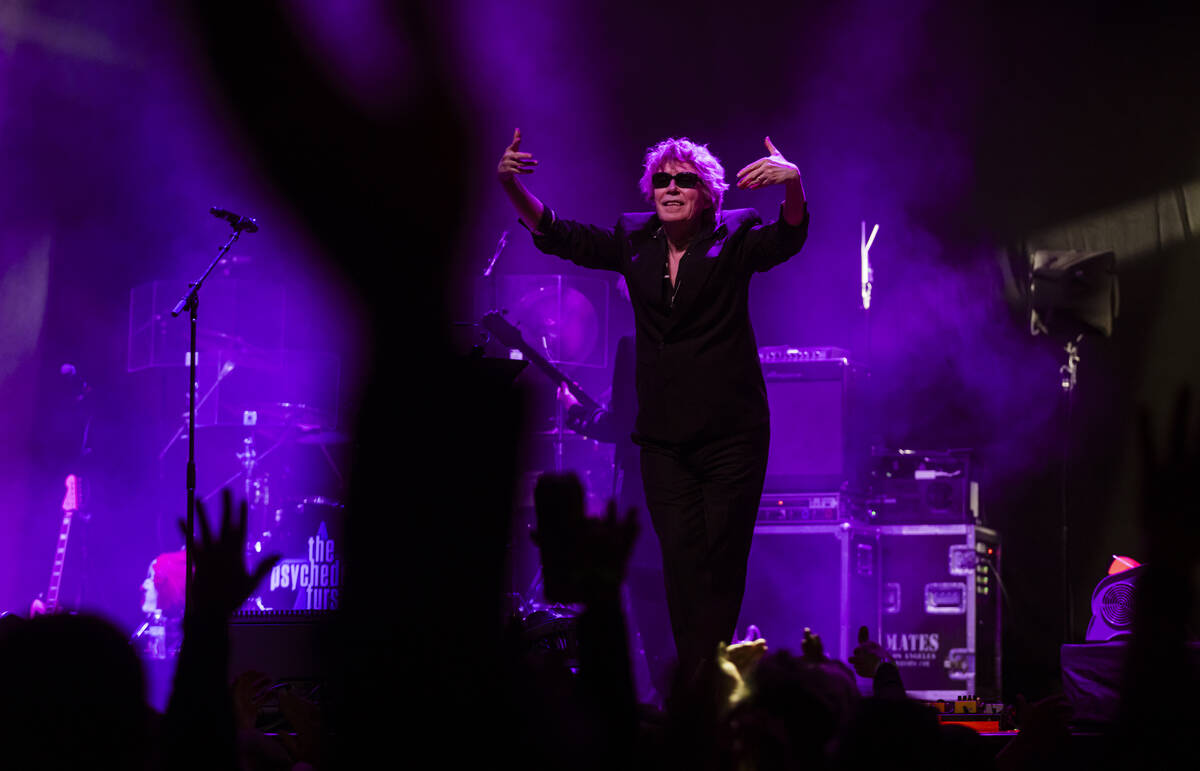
[1086, 565, 1143, 641]
[1107, 555, 1141, 575]
[1029, 249, 1118, 340]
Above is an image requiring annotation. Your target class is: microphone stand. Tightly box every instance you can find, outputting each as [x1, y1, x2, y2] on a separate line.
[170, 219, 255, 617]
[483, 230, 508, 311]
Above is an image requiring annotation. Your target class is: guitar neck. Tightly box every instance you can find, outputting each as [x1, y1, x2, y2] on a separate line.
[482, 313, 604, 413]
[45, 511, 74, 612]
[44, 474, 80, 614]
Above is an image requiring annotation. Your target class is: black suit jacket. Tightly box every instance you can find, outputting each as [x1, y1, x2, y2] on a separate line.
[532, 205, 809, 445]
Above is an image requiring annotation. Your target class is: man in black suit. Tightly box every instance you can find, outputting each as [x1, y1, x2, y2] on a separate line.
[499, 131, 808, 679]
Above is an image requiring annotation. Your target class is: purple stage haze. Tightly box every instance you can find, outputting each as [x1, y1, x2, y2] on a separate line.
[0, 0, 1197, 712]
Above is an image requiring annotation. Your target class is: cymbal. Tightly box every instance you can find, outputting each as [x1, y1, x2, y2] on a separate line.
[197, 328, 248, 350]
[196, 330, 281, 371]
[509, 282, 599, 364]
[292, 427, 350, 445]
[256, 402, 334, 427]
[191, 420, 347, 448]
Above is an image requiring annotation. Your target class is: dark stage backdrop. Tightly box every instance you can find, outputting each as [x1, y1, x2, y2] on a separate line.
[0, 0, 1197, 710]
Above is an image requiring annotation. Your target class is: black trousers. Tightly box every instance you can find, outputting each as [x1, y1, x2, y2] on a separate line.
[638, 425, 770, 677]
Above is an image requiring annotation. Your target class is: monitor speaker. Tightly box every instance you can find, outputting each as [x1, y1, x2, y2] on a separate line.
[1085, 566, 1142, 641]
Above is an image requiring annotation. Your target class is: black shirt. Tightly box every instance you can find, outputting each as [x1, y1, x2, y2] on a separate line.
[531, 205, 809, 445]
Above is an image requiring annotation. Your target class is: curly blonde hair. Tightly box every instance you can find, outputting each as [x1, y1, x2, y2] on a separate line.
[638, 137, 729, 219]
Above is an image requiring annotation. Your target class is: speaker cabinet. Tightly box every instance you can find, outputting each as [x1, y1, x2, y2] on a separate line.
[763, 358, 868, 492]
[228, 610, 337, 684]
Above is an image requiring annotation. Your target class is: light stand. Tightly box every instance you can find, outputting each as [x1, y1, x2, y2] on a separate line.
[1058, 334, 1081, 640]
[1029, 248, 1117, 644]
[171, 210, 257, 617]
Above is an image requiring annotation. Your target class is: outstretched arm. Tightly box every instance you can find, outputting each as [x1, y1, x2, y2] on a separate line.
[497, 128, 545, 232]
[497, 128, 622, 270]
[736, 136, 806, 226]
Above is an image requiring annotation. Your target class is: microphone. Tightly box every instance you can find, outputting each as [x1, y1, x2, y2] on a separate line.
[209, 207, 259, 233]
[60, 363, 91, 400]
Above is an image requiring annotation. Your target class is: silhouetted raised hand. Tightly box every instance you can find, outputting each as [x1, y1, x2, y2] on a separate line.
[231, 669, 272, 732]
[848, 624, 893, 678]
[1138, 387, 1200, 569]
[1109, 386, 1200, 767]
[532, 472, 637, 604]
[800, 627, 826, 662]
[180, 489, 281, 619]
[278, 685, 324, 768]
[163, 490, 281, 771]
[994, 693, 1073, 771]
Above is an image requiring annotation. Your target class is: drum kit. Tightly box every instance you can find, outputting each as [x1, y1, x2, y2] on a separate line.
[215, 398, 348, 614]
[152, 321, 349, 616]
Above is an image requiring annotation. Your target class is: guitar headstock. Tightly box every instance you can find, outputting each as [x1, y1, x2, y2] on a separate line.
[62, 474, 80, 514]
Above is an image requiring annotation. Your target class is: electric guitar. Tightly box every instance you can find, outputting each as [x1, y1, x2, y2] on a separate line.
[481, 311, 604, 413]
[29, 474, 80, 617]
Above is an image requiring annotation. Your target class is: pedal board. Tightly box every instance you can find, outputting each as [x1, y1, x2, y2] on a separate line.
[921, 697, 1010, 733]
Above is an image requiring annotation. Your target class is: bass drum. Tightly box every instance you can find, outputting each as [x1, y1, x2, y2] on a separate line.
[246, 497, 345, 612]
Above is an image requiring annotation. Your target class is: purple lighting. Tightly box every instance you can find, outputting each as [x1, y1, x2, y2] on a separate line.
[0, 1, 1196, 767]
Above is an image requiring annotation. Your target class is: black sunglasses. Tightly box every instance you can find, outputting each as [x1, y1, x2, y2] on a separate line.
[652, 171, 701, 189]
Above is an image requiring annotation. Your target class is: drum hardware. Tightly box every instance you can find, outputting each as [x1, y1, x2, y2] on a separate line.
[255, 401, 336, 430]
[158, 359, 238, 461]
[199, 427, 290, 505]
[293, 426, 350, 445]
[483, 311, 619, 621]
[198, 399, 345, 505]
[243, 497, 344, 613]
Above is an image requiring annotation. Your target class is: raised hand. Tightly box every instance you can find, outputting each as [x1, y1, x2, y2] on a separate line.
[180, 489, 281, 619]
[848, 624, 893, 678]
[277, 686, 324, 767]
[231, 669, 272, 732]
[497, 128, 539, 182]
[532, 472, 638, 603]
[1139, 387, 1200, 567]
[715, 640, 758, 711]
[724, 636, 768, 675]
[735, 136, 800, 190]
[800, 626, 827, 662]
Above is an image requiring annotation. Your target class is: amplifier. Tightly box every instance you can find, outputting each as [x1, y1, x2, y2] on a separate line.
[757, 492, 859, 523]
[142, 610, 336, 712]
[761, 349, 868, 493]
[758, 345, 852, 364]
[863, 449, 979, 524]
[228, 610, 336, 684]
